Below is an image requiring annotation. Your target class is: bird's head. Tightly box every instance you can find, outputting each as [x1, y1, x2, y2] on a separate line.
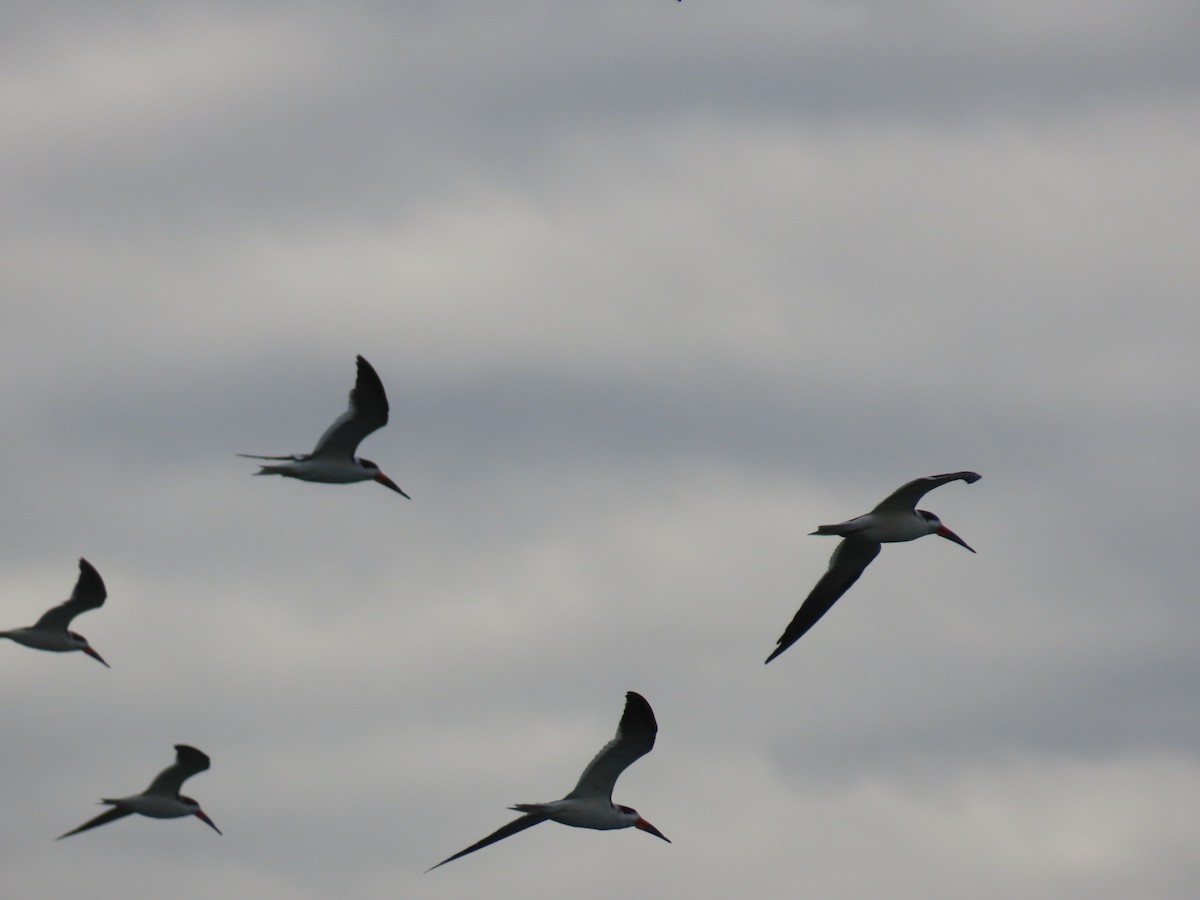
[357, 458, 410, 498]
[919, 511, 976, 553]
[181, 796, 222, 834]
[70, 631, 110, 668]
[619, 804, 670, 842]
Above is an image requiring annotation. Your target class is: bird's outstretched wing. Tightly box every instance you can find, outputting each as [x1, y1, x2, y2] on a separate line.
[57, 804, 131, 839]
[567, 692, 658, 801]
[145, 745, 211, 797]
[871, 472, 981, 514]
[34, 558, 106, 632]
[426, 812, 547, 872]
[310, 356, 390, 459]
[766, 536, 881, 663]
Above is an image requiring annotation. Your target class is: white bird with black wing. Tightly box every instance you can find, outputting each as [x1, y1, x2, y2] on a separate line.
[59, 744, 221, 839]
[239, 355, 409, 497]
[766, 471, 981, 663]
[1, 557, 109, 667]
[428, 692, 669, 871]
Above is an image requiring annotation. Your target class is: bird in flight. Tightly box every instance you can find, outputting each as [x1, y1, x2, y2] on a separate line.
[1, 558, 109, 667]
[59, 744, 221, 839]
[428, 691, 669, 871]
[240, 355, 409, 497]
[766, 471, 981, 663]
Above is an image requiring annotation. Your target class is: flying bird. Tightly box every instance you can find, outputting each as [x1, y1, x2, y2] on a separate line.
[766, 471, 981, 663]
[1, 558, 109, 667]
[428, 691, 669, 871]
[58, 744, 221, 839]
[239, 355, 409, 497]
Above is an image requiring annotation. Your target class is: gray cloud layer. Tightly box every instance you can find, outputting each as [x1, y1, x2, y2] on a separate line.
[2, 2, 1198, 898]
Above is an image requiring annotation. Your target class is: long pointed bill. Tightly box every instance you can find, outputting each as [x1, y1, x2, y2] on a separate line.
[936, 525, 976, 553]
[195, 810, 222, 834]
[84, 645, 111, 668]
[374, 472, 410, 499]
[635, 818, 671, 843]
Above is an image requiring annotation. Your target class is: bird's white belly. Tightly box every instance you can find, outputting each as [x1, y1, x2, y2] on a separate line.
[113, 795, 193, 819]
[278, 460, 373, 484]
[874, 518, 931, 543]
[1, 628, 76, 652]
[846, 513, 931, 543]
[543, 799, 629, 831]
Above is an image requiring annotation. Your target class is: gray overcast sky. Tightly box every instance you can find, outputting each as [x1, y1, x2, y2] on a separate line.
[2, 2, 1198, 898]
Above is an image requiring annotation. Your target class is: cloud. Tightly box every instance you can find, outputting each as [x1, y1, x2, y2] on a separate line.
[2, 2, 1198, 898]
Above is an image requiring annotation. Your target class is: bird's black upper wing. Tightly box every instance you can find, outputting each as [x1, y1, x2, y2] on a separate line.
[34, 558, 106, 631]
[566, 691, 658, 801]
[145, 745, 211, 797]
[871, 472, 981, 514]
[310, 355, 390, 459]
[426, 812, 547, 872]
[57, 804, 131, 839]
[766, 537, 881, 663]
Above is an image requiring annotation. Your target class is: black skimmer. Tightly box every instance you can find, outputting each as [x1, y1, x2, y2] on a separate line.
[765, 471, 981, 663]
[428, 691, 669, 871]
[1, 558, 109, 667]
[58, 744, 221, 839]
[239, 355, 409, 497]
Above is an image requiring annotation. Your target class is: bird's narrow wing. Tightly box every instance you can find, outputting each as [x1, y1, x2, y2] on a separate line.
[426, 812, 547, 872]
[145, 745, 211, 797]
[871, 471, 981, 514]
[765, 537, 882, 663]
[57, 805, 131, 839]
[34, 558, 106, 632]
[566, 692, 658, 801]
[310, 355, 390, 459]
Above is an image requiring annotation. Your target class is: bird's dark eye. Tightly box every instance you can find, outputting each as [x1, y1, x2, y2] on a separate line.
[618, 804, 635, 814]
